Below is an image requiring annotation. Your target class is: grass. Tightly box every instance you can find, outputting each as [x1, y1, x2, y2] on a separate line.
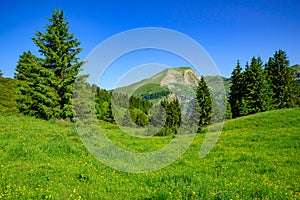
[132, 83, 170, 103]
[133, 83, 170, 96]
[0, 108, 299, 199]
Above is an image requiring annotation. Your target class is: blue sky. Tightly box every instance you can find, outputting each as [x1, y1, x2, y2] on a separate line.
[1, 0, 299, 89]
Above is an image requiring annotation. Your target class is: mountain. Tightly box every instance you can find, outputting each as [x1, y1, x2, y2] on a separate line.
[115, 67, 230, 102]
[115, 67, 199, 100]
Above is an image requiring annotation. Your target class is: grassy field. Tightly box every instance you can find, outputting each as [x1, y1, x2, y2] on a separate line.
[0, 108, 299, 199]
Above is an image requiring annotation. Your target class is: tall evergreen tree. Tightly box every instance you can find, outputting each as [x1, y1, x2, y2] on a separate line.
[73, 74, 97, 126]
[168, 97, 181, 133]
[196, 76, 212, 132]
[243, 57, 272, 114]
[149, 104, 166, 129]
[156, 97, 181, 136]
[15, 51, 59, 119]
[225, 97, 232, 120]
[32, 9, 84, 119]
[266, 50, 299, 108]
[0, 69, 3, 78]
[229, 60, 244, 118]
[15, 9, 84, 120]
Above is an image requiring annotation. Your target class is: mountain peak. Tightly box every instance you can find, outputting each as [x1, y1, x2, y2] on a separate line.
[159, 67, 200, 90]
[115, 67, 201, 102]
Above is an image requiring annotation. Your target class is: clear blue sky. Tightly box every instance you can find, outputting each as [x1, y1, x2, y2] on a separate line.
[1, 0, 299, 89]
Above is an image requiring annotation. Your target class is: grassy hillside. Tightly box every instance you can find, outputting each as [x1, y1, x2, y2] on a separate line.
[133, 83, 169, 95]
[0, 108, 299, 199]
[0, 78, 18, 114]
[132, 83, 170, 102]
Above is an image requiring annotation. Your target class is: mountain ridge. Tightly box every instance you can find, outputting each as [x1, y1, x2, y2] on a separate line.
[114, 67, 230, 102]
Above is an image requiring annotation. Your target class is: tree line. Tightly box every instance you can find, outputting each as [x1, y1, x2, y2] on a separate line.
[229, 50, 299, 118]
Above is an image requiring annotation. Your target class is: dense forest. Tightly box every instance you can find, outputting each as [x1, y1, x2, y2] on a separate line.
[1, 9, 299, 137]
[229, 52, 300, 118]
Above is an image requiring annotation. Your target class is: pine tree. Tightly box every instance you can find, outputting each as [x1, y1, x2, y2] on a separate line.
[169, 97, 181, 133]
[73, 74, 97, 126]
[156, 97, 181, 136]
[243, 57, 272, 114]
[121, 110, 134, 127]
[229, 60, 244, 118]
[196, 76, 212, 132]
[266, 50, 299, 108]
[149, 104, 166, 128]
[225, 97, 232, 120]
[32, 9, 84, 119]
[0, 69, 3, 78]
[15, 51, 59, 119]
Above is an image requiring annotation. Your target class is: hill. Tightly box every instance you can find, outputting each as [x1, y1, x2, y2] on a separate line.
[0, 108, 299, 199]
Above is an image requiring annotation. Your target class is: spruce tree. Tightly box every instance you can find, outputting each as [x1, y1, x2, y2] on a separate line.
[121, 110, 134, 127]
[266, 50, 299, 108]
[169, 97, 181, 133]
[73, 74, 97, 126]
[15, 51, 59, 119]
[229, 60, 244, 118]
[243, 57, 272, 114]
[32, 9, 84, 119]
[14, 9, 84, 120]
[196, 76, 212, 132]
[225, 97, 232, 120]
[149, 104, 166, 129]
[156, 97, 181, 136]
[15, 51, 41, 81]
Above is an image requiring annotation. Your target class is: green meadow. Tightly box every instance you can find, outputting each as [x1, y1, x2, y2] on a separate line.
[0, 108, 299, 199]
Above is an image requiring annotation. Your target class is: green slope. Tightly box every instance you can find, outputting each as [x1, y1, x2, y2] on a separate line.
[132, 83, 170, 102]
[114, 68, 170, 95]
[133, 83, 169, 95]
[0, 108, 299, 199]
